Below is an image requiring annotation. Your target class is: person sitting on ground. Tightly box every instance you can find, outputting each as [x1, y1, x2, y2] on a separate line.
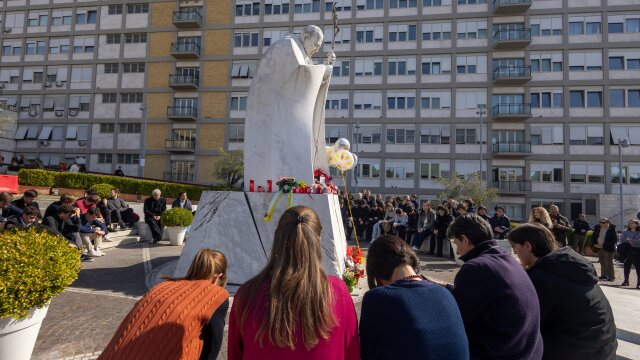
[4, 206, 42, 231]
[360, 234, 469, 360]
[366, 202, 385, 241]
[43, 204, 92, 261]
[353, 199, 371, 241]
[74, 190, 100, 215]
[435, 213, 543, 360]
[144, 189, 167, 243]
[171, 191, 193, 212]
[591, 218, 617, 282]
[106, 188, 137, 230]
[411, 200, 436, 251]
[392, 208, 408, 240]
[489, 206, 511, 239]
[430, 205, 454, 257]
[620, 219, 640, 288]
[371, 203, 395, 241]
[228, 206, 360, 360]
[572, 214, 591, 255]
[477, 205, 490, 221]
[11, 189, 42, 218]
[0, 192, 23, 220]
[99, 249, 230, 360]
[44, 193, 78, 219]
[509, 224, 617, 360]
[80, 208, 107, 257]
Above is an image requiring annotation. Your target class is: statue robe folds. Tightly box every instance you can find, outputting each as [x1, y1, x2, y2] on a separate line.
[243, 35, 331, 187]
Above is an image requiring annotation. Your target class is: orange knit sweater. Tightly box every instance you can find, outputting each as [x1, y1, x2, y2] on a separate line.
[98, 280, 229, 360]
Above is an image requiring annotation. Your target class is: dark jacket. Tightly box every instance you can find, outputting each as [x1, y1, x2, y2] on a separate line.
[527, 247, 617, 360]
[591, 224, 617, 253]
[144, 197, 167, 220]
[550, 213, 570, 241]
[171, 198, 193, 211]
[11, 198, 41, 217]
[80, 214, 107, 233]
[4, 215, 42, 231]
[573, 219, 591, 235]
[43, 215, 79, 236]
[434, 213, 453, 239]
[449, 240, 543, 360]
[406, 210, 419, 230]
[43, 201, 63, 220]
[489, 214, 511, 231]
[1, 204, 23, 219]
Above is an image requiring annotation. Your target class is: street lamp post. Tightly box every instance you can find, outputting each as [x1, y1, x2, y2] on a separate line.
[476, 105, 487, 183]
[618, 138, 630, 227]
[354, 121, 360, 195]
[139, 103, 147, 177]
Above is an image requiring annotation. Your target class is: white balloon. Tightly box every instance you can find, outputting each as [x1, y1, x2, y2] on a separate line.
[351, 153, 358, 169]
[334, 138, 351, 151]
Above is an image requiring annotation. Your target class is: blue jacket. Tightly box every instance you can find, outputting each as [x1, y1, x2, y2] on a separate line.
[171, 198, 193, 211]
[449, 240, 543, 360]
[80, 214, 106, 233]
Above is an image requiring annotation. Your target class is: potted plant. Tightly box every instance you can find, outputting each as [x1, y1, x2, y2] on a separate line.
[160, 208, 194, 246]
[0, 227, 81, 360]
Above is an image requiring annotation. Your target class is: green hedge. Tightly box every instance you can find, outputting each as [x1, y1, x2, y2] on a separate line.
[161, 208, 194, 227]
[17, 169, 215, 200]
[89, 183, 115, 199]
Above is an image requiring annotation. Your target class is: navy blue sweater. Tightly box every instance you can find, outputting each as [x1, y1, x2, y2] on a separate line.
[360, 280, 469, 360]
[450, 240, 543, 360]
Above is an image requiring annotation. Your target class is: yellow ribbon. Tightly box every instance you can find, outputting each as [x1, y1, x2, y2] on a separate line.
[263, 190, 295, 222]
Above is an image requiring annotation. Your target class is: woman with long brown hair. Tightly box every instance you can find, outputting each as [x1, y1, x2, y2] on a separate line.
[99, 249, 230, 360]
[228, 206, 359, 359]
[528, 207, 554, 229]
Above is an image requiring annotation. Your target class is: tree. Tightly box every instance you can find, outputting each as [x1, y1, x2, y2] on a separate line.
[436, 171, 500, 206]
[214, 148, 243, 186]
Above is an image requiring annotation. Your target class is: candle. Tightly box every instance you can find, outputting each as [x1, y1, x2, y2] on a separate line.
[257, 186, 264, 192]
[267, 180, 273, 193]
[249, 179, 255, 192]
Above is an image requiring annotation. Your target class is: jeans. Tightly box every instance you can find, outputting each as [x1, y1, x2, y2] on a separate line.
[411, 230, 432, 249]
[371, 221, 383, 242]
[623, 247, 640, 284]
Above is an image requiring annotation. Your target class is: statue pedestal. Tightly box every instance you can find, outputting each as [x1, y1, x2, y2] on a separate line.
[174, 191, 347, 285]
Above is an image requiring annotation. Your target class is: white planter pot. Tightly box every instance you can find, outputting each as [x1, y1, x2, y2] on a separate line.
[0, 304, 49, 360]
[167, 226, 188, 246]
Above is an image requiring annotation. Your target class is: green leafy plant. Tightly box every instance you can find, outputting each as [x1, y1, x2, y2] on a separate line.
[89, 183, 114, 199]
[436, 171, 500, 207]
[213, 148, 243, 186]
[161, 208, 194, 227]
[17, 169, 58, 187]
[0, 227, 81, 319]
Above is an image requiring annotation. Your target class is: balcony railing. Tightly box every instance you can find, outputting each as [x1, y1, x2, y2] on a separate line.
[492, 141, 531, 154]
[492, 103, 531, 119]
[165, 140, 196, 151]
[168, 74, 199, 89]
[493, 0, 531, 13]
[492, 180, 532, 192]
[167, 106, 198, 120]
[164, 172, 194, 182]
[492, 66, 532, 82]
[170, 42, 201, 58]
[172, 9, 203, 28]
[493, 28, 531, 48]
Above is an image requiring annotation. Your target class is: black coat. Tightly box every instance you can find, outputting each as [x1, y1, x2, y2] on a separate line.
[434, 213, 453, 239]
[591, 224, 617, 252]
[143, 197, 167, 220]
[527, 247, 617, 360]
[573, 219, 591, 235]
[43, 215, 79, 236]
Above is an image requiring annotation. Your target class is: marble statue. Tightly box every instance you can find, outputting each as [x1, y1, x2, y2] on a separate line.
[243, 25, 336, 187]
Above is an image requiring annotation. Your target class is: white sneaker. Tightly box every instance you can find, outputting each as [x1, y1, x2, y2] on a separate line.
[94, 248, 106, 256]
[88, 250, 101, 257]
[103, 235, 113, 242]
[411, 246, 419, 251]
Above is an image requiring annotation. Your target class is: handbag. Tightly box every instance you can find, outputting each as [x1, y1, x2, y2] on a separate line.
[616, 242, 631, 262]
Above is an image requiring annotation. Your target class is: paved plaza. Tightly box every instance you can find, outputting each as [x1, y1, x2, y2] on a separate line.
[32, 239, 639, 360]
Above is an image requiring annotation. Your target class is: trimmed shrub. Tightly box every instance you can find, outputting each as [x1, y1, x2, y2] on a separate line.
[161, 208, 194, 227]
[18, 169, 58, 188]
[0, 227, 81, 319]
[89, 183, 114, 199]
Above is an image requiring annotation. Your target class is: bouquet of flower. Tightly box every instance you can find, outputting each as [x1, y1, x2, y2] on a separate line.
[342, 245, 365, 293]
[276, 177, 301, 193]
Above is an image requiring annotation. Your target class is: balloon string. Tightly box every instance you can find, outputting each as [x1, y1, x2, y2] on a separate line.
[341, 170, 359, 249]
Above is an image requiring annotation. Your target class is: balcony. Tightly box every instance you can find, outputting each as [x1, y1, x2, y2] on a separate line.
[169, 74, 199, 90]
[493, 0, 531, 14]
[492, 66, 532, 84]
[165, 139, 196, 152]
[164, 172, 194, 183]
[172, 9, 203, 28]
[493, 29, 531, 49]
[492, 141, 531, 156]
[167, 106, 197, 121]
[170, 42, 201, 59]
[492, 103, 531, 120]
[492, 180, 531, 193]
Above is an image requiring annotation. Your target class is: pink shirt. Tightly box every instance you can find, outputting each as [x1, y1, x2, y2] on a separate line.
[228, 276, 360, 360]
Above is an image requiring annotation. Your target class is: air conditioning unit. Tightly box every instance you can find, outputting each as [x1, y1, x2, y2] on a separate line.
[68, 109, 79, 117]
[40, 140, 50, 146]
[28, 110, 38, 117]
[55, 110, 64, 117]
[77, 140, 87, 146]
[44, 82, 52, 88]
[55, 81, 63, 87]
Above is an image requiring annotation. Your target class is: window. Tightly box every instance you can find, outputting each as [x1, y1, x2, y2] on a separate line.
[230, 62, 257, 78]
[68, 96, 91, 111]
[356, 162, 381, 179]
[420, 161, 450, 179]
[70, 66, 93, 83]
[51, 9, 73, 26]
[357, 0, 384, 10]
[121, 93, 143, 103]
[294, 0, 321, 13]
[76, 10, 97, 25]
[108, 5, 123, 15]
[608, 15, 640, 33]
[353, 91, 382, 110]
[570, 125, 603, 145]
[530, 52, 563, 72]
[530, 90, 562, 108]
[531, 162, 563, 183]
[570, 163, 604, 183]
[455, 128, 478, 144]
[421, 56, 451, 75]
[27, 11, 48, 27]
[387, 92, 416, 110]
[609, 56, 624, 70]
[354, 58, 383, 76]
[100, 123, 115, 133]
[386, 126, 415, 144]
[325, 125, 348, 144]
[610, 89, 640, 108]
[106, 34, 121, 44]
[323, 26, 351, 45]
[124, 33, 147, 44]
[568, 15, 601, 35]
[263, 29, 288, 46]
[234, 32, 259, 47]
[385, 160, 414, 179]
[611, 126, 640, 145]
[568, 51, 602, 71]
[457, 0, 486, 3]
[353, 126, 381, 144]
[231, 95, 248, 111]
[612, 164, 640, 184]
[422, 22, 452, 40]
[326, 0, 352, 11]
[456, 54, 486, 74]
[119, 123, 141, 133]
[356, 25, 384, 43]
[388, 24, 417, 42]
[457, 19, 488, 39]
[420, 125, 450, 144]
[49, 38, 70, 54]
[73, 37, 95, 53]
[530, 16, 562, 36]
[117, 154, 140, 164]
[123, 63, 145, 73]
[421, 91, 451, 109]
[104, 63, 119, 74]
[264, 0, 290, 15]
[325, 93, 349, 110]
[569, 90, 602, 108]
[389, 0, 417, 8]
[387, 58, 416, 76]
[102, 93, 117, 103]
[423, 0, 451, 6]
[531, 126, 563, 145]
[455, 89, 487, 110]
[229, 124, 245, 142]
[26, 40, 47, 55]
[127, 4, 149, 14]
[98, 154, 113, 164]
[236, 0, 260, 16]
[332, 60, 350, 77]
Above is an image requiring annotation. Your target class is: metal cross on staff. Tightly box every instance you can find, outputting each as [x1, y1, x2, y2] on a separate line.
[331, 3, 341, 51]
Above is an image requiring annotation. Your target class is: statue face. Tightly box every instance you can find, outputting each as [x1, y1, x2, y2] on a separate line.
[303, 31, 323, 57]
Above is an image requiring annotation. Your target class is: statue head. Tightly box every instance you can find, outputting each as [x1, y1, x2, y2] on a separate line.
[301, 25, 323, 57]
